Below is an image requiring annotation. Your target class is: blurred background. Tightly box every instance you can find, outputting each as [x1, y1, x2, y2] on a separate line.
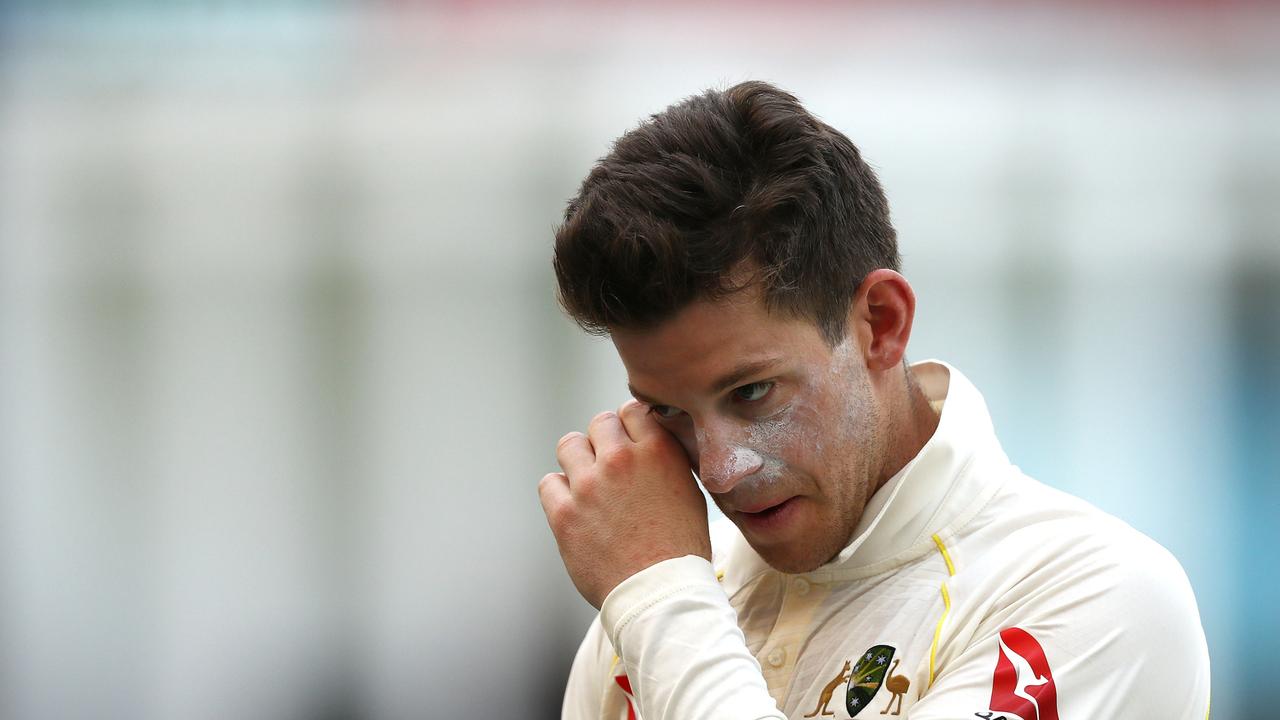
[1, 2, 1277, 718]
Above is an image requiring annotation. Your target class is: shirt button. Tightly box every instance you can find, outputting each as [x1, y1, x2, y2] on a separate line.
[767, 647, 786, 667]
[793, 577, 811, 596]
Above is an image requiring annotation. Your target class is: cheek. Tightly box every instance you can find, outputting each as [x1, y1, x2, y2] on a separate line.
[743, 416, 789, 460]
[745, 404, 823, 468]
[779, 400, 856, 495]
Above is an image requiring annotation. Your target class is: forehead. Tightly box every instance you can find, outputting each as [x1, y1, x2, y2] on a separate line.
[611, 290, 829, 397]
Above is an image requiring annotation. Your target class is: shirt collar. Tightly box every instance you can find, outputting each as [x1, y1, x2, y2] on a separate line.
[824, 359, 1009, 573]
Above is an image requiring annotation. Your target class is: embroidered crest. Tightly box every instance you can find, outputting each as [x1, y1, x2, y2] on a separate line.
[845, 644, 896, 717]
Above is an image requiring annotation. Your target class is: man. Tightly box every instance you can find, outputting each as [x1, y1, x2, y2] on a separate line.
[538, 81, 1210, 719]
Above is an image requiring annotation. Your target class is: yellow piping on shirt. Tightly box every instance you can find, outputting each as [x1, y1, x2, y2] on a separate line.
[928, 533, 956, 689]
[933, 533, 956, 577]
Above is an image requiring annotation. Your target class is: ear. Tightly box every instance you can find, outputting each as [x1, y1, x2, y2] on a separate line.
[848, 269, 916, 372]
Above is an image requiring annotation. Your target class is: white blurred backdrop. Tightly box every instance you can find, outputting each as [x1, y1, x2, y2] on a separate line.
[1, 2, 1277, 719]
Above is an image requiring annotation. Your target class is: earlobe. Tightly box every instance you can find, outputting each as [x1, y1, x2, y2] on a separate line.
[856, 269, 915, 372]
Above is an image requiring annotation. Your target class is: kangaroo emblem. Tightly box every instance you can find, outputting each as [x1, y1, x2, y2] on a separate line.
[804, 660, 852, 717]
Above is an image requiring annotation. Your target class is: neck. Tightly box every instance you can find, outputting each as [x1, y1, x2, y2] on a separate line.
[870, 362, 941, 496]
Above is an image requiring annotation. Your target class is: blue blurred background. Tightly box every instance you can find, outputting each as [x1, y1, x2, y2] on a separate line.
[1, 2, 1276, 719]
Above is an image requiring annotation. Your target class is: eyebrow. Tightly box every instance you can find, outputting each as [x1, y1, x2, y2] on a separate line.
[710, 357, 784, 394]
[627, 357, 784, 406]
[627, 384, 663, 406]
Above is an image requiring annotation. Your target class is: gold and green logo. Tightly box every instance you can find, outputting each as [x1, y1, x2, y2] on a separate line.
[845, 644, 896, 717]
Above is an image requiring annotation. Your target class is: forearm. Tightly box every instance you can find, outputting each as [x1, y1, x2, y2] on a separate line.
[601, 556, 785, 720]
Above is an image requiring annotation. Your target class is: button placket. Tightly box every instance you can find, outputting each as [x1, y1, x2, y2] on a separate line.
[793, 577, 811, 596]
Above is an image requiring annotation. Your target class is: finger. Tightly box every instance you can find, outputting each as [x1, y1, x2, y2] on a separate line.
[537, 471, 570, 519]
[587, 410, 632, 450]
[555, 431, 595, 476]
[617, 398, 673, 444]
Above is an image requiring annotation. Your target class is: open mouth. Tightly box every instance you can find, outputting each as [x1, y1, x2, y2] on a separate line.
[736, 496, 799, 532]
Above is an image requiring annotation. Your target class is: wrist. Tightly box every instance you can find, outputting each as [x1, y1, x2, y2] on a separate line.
[601, 555, 722, 653]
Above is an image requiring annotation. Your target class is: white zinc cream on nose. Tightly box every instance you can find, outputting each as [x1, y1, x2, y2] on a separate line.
[727, 446, 764, 477]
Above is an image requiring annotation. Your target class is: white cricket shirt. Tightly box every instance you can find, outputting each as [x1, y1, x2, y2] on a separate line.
[562, 361, 1211, 720]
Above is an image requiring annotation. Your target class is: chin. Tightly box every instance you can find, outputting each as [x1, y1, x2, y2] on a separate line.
[752, 542, 837, 574]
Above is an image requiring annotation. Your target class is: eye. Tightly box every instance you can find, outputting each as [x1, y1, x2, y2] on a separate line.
[733, 381, 773, 402]
[649, 404, 685, 419]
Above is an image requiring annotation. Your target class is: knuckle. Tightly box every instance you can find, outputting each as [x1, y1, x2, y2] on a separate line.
[549, 498, 577, 528]
[573, 473, 599, 501]
[591, 410, 617, 424]
[556, 431, 582, 450]
[598, 446, 635, 474]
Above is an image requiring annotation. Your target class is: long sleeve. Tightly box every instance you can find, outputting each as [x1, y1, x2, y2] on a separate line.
[562, 615, 612, 720]
[598, 555, 786, 720]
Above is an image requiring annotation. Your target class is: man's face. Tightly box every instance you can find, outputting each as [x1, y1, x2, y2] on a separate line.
[611, 287, 889, 573]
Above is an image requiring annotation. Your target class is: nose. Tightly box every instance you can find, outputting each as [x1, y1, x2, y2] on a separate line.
[696, 424, 764, 494]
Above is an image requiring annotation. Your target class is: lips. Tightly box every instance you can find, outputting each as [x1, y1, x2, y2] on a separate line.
[736, 497, 794, 515]
[732, 497, 798, 535]
[734, 496, 801, 535]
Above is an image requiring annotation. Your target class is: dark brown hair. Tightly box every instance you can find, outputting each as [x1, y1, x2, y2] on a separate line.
[553, 81, 899, 345]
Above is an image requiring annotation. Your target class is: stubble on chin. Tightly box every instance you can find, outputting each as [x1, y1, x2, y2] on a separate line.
[745, 519, 850, 574]
[754, 541, 839, 575]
